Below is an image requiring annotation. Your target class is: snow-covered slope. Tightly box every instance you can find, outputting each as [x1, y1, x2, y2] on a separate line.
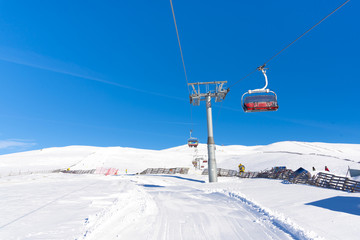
[1, 141, 360, 240]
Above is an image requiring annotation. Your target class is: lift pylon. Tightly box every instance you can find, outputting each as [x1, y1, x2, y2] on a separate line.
[188, 81, 229, 182]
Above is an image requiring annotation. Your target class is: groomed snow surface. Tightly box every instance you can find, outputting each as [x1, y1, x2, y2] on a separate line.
[0, 141, 360, 240]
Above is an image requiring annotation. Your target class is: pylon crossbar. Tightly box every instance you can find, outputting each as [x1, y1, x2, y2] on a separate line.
[188, 81, 228, 106]
[188, 81, 227, 86]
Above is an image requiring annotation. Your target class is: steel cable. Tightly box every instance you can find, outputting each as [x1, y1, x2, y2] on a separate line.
[169, 0, 194, 130]
[228, 0, 350, 90]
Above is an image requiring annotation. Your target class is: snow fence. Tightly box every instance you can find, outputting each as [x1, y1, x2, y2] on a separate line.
[202, 168, 245, 177]
[311, 172, 360, 193]
[60, 169, 96, 174]
[201, 167, 360, 193]
[2, 169, 62, 177]
[139, 168, 189, 175]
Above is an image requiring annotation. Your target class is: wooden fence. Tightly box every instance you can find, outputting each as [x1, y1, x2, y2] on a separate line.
[140, 168, 189, 175]
[202, 168, 239, 177]
[60, 169, 96, 174]
[311, 172, 360, 193]
[3, 169, 62, 177]
[201, 167, 360, 193]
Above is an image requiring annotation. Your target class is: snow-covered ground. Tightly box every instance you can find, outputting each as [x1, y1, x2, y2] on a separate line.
[0, 141, 359, 239]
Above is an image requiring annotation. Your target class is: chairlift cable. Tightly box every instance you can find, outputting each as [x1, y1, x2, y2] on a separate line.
[261, 0, 350, 67]
[170, 0, 190, 95]
[228, 68, 258, 89]
[228, 0, 350, 90]
[170, 0, 195, 133]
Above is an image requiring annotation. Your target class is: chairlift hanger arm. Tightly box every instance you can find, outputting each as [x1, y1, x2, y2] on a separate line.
[247, 67, 269, 93]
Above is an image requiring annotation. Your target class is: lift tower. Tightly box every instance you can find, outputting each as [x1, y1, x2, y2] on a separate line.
[188, 81, 229, 182]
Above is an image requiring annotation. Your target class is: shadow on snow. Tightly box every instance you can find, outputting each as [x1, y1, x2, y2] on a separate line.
[154, 175, 206, 183]
[140, 184, 165, 188]
[305, 196, 360, 216]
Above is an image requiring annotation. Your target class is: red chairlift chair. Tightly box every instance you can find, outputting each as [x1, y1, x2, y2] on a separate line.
[241, 66, 279, 113]
[188, 138, 199, 148]
[187, 130, 199, 148]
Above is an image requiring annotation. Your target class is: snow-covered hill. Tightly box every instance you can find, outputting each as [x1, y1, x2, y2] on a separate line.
[1, 141, 359, 177]
[0, 141, 360, 240]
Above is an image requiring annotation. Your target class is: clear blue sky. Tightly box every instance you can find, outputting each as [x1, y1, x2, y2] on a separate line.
[0, 0, 358, 154]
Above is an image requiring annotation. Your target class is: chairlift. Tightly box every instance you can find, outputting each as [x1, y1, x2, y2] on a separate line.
[187, 130, 199, 148]
[188, 138, 199, 147]
[241, 66, 278, 112]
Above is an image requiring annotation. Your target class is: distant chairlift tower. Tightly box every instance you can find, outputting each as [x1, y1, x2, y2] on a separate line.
[188, 81, 229, 182]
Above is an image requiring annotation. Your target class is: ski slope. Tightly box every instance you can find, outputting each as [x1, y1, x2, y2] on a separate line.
[0, 141, 360, 239]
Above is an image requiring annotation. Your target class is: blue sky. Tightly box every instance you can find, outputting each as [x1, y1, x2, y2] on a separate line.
[0, 0, 358, 154]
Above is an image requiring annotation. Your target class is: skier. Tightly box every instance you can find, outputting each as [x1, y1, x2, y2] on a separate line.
[325, 166, 330, 172]
[238, 163, 245, 173]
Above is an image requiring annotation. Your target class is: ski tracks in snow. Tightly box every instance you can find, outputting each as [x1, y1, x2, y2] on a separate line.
[215, 190, 324, 240]
[79, 175, 324, 240]
[79, 179, 158, 240]
[128, 175, 304, 240]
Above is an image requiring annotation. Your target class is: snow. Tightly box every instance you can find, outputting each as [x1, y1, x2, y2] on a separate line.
[0, 141, 360, 239]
